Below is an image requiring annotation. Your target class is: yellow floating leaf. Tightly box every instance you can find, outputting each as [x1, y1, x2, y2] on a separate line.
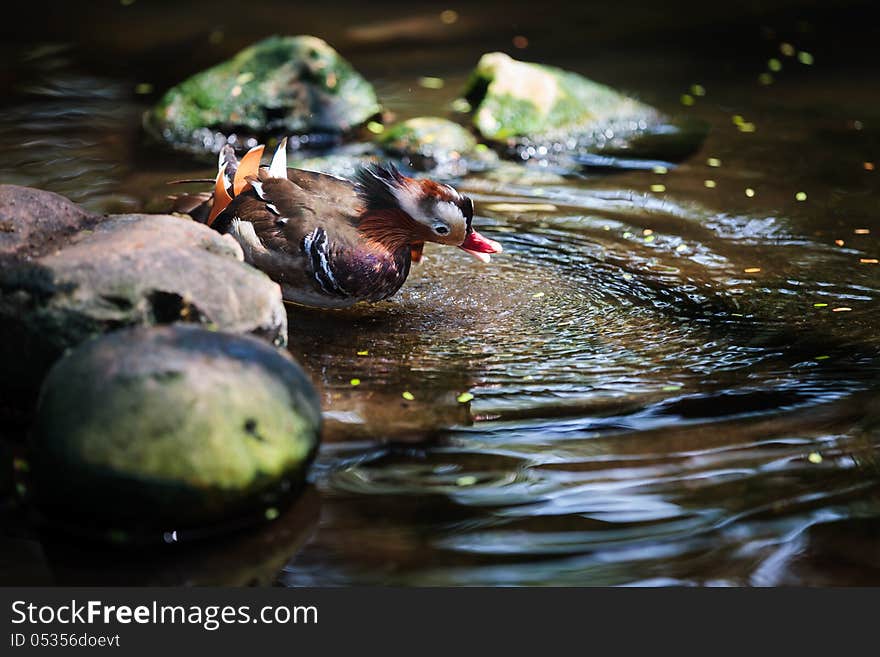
[485, 203, 557, 213]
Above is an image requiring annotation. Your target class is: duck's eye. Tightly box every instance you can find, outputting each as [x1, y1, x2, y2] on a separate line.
[432, 222, 450, 235]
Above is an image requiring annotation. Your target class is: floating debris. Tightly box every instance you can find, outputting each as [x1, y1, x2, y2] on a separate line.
[350, 378, 361, 386]
[456, 475, 478, 487]
[486, 203, 558, 213]
[440, 9, 459, 24]
[807, 452, 823, 464]
[745, 188, 756, 197]
[457, 392, 475, 403]
[418, 76, 445, 89]
[795, 192, 807, 201]
[733, 115, 757, 132]
[813, 303, 828, 307]
[644, 234, 655, 243]
[854, 228, 871, 235]
[759, 73, 774, 85]
[513, 35, 529, 49]
[652, 165, 668, 174]
[691, 84, 706, 97]
[864, 162, 875, 171]
[832, 307, 852, 312]
[675, 244, 688, 252]
[744, 267, 761, 273]
[707, 157, 721, 167]
[834, 239, 845, 246]
[860, 258, 878, 264]
[780, 42, 796, 56]
[357, 350, 369, 356]
[451, 98, 471, 113]
[798, 51, 814, 65]
[681, 94, 695, 106]
[768, 58, 783, 72]
[643, 229, 654, 236]
[815, 355, 830, 360]
[650, 184, 666, 193]
[264, 507, 280, 521]
[704, 179, 717, 188]
[402, 391, 415, 401]
[366, 121, 384, 134]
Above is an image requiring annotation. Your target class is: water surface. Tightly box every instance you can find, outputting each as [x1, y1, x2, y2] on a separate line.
[2, 0, 879, 586]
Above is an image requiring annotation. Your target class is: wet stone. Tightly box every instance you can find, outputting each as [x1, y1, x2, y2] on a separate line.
[28, 325, 322, 539]
[378, 116, 497, 176]
[462, 52, 706, 169]
[144, 35, 381, 156]
[0, 201, 287, 403]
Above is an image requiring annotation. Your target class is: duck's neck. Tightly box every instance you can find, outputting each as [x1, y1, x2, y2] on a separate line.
[357, 208, 420, 254]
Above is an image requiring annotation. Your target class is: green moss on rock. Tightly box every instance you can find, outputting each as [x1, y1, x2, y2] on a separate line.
[29, 325, 321, 536]
[145, 35, 380, 155]
[462, 52, 706, 167]
[464, 52, 656, 141]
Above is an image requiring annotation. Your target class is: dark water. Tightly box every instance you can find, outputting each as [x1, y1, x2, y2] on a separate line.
[2, 1, 879, 585]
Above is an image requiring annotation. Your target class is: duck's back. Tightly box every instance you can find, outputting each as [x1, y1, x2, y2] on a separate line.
[215, 167, 409, 308]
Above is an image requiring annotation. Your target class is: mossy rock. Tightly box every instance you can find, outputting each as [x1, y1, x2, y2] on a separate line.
[378, 117, 497, 175]
[0, 208, 287, 405]
[462, 52, 705, 167]
[145, 35, 380, 156]
[29, 325, 321, 539]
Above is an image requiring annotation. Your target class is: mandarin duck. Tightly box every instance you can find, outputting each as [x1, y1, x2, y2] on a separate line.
[172, 140, 502, 308]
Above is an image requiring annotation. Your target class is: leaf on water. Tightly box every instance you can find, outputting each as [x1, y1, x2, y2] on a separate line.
[485, 203, 558, 213]
[457, 392, 475, 403]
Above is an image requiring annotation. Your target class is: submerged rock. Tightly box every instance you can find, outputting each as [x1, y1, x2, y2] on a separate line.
[29, 325, 321, 538]
[462, 52, 705, 167]
[378, 117, 497, 176]
[0, 198, 286, 402]
[144, 35, 380, 156]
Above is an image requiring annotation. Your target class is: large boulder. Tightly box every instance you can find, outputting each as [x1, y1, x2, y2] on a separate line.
[144, 35, 381, 156]
[462, 52, 706, 168]
[28, 325, 322, 538]
[0, 191, 287, 401]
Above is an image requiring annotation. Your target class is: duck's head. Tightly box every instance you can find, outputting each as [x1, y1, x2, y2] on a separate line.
[356, 163, 503, 262]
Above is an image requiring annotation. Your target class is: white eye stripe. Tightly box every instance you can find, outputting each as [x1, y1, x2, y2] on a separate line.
[435, 201, 464, 224]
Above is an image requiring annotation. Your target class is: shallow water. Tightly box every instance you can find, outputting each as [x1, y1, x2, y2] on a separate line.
[2, 1, 879, 585]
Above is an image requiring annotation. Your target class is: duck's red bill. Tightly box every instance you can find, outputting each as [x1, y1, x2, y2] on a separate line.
[459, 230, 503, 264]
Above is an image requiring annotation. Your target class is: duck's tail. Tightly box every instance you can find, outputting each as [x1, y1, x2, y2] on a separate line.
[168, 140, 291, 226]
